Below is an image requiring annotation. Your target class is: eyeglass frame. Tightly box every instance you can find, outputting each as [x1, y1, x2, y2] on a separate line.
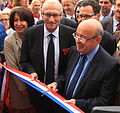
[0, 19, 9, 22]
[42, 12, 62, 18]
[76, 14, 95, 18]
[73, 32, 98, 42]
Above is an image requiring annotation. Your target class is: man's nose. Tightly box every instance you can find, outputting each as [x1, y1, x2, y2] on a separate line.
[63, 6, 68, 10]
[49, 16, 54, 21]
[16, 20, 21, 25]
[75, 38, 85, 44]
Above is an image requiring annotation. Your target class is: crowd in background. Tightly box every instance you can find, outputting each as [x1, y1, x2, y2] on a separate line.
[0, 0, 120, 113]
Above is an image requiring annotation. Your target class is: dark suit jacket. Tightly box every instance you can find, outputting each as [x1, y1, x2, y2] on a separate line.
[36, 16, 77, 29]
[100, 17, 113, 34]
[20, 24, 76, 108]
[100, 17, 120, 43]
[20, 23, 75, 82]
[101, 31, 116, 55]
[56, 46, 119, 113]
[38, 18, 116, 55]
[81, 19, 115, 55]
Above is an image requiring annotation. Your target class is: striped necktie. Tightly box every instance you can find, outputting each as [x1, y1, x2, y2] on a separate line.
[66, 54, 86, 99]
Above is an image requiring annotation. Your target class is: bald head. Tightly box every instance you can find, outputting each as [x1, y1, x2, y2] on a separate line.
[75, 19, 103, 54]
[41, 0, 63, 32]
[42, 0, 63, 13]
[77, 19, 104, 37]
[61, 0, 75, 3]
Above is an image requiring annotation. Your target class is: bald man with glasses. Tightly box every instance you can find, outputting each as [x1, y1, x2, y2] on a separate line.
[48, 19, 119, 113]
[74, 0, 116, 55]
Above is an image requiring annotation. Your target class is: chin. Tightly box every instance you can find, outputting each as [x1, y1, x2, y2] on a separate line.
[48, 29, 56, 32]
[17, 31, 24, 34]
[47, 27, 57, 32]
[77, 48, 82, 52]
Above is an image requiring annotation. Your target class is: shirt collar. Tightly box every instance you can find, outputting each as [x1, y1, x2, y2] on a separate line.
[100, 10, 113, 20]
[80, 45, 99, 62]
[113, 16, 120, 26]
[44, 25, 59, 38]
[66, 14, 75, 20]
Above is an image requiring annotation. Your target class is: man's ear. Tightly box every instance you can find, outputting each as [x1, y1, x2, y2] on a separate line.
[60, 13, 63, 20]
[96, 36, 102, 43]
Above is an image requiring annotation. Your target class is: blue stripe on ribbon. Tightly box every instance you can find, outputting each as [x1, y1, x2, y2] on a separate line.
[2, 66, 83, 113]
[9, 71, 73, 113]
[0, 67, 5, 99]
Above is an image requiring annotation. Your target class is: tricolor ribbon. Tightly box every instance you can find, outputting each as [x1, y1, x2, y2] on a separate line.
[0, 68, 8, 101]
[0, 65, 9, 110]
[2, 65, 84, 113]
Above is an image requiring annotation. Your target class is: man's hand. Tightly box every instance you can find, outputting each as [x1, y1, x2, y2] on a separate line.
[30, 72, 38, 81]
[63, 99, 76, 105]
[47, 82, 58, 92]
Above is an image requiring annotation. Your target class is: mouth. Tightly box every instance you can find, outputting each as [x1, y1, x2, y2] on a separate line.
[101, 7, 106, 10]
[15, 26, 23, 28]
[15, 26, 24, 31]
[116, 10, 120, 13]
[101, 9, 106, 12]
[77, 44, 84, 49]
[47, 23, 56, 27]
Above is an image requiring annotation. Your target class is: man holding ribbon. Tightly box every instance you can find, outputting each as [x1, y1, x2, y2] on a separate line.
[20, 0, 75, 113]
[48, 19, 120, 113]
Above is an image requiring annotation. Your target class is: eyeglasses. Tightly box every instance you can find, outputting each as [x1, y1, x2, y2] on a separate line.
[42, 12, 62, 18]
[0, 19, 9, 22]
[76, 14, 95, 18]
[73, 32, 97, 43]
[34, 5, 41, 7]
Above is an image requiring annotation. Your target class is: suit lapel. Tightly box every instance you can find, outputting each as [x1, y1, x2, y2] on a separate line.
[107, 18, 113, 33]
[14, 32, 22, 49]
[59, 25, 69, 49]
[73, 59, 99, 97]
[58, 25, 70, 72]
[34, 24, 45, 72]
[110, 18, 113, 33]
[14, 32, 22, 65]
[64, 51, 80, 93]
[73, 47, 101, 98]
[58, 25, 64, 73]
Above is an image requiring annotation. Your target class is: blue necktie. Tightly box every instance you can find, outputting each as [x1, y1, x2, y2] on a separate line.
[66, 55, 86, 99]
[45, 34, 55, 84]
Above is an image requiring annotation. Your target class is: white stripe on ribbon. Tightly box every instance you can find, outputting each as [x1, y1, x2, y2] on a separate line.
[0, 68, 7, 101]
[2, 65, 84, 113]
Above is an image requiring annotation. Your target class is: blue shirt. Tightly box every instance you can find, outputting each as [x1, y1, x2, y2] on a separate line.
[66, 45, 100, 98]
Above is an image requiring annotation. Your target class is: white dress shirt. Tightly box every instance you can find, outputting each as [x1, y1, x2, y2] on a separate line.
[43, 25, 60, 82]
[113, 17, 120, 32]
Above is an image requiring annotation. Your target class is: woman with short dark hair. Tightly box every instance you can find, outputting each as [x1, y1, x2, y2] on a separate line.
[4, 6, 36, 113]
